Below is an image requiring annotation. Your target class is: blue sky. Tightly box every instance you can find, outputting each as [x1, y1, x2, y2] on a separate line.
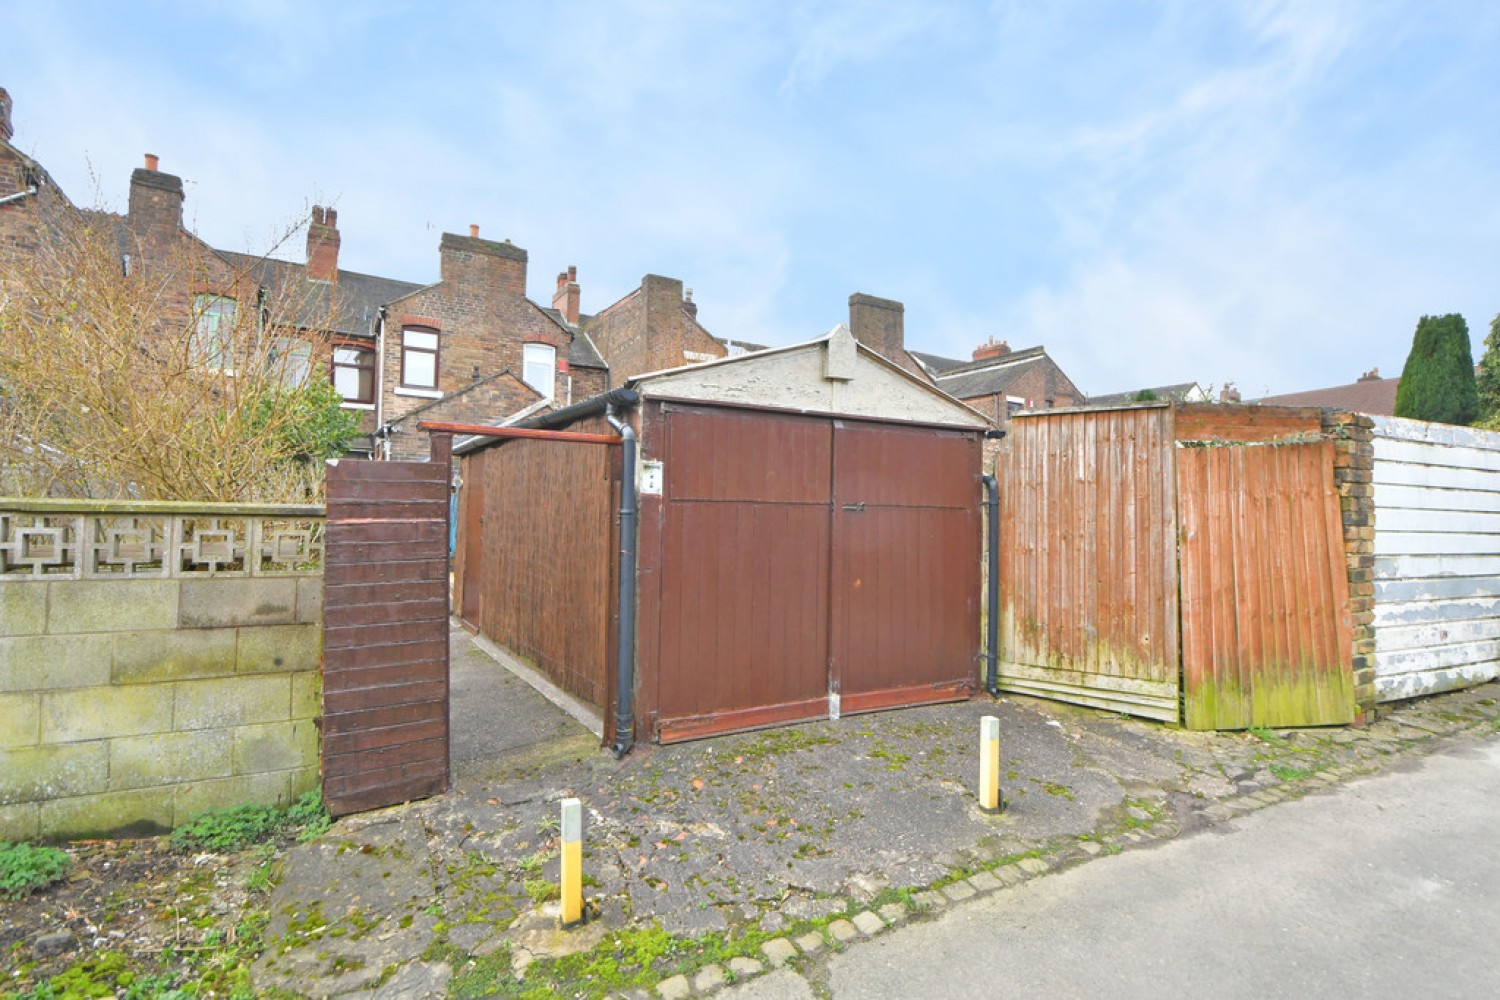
[6, 0, 1499, 397]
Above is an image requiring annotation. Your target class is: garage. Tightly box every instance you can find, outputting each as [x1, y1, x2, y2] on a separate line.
[454, 324, 992, 745]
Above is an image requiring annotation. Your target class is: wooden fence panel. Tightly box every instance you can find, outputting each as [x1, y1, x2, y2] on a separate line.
[322, 445, 451, 817]
[1372, 417, 1500, 701]
[458, 419, 616, 713]
[1178, 442, 1354, 728]
[996, 407, 1180, 720]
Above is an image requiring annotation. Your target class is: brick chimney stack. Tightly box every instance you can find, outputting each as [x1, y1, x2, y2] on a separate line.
[1220, 383, 1241, 403]
[552, 265, 581, 325]
[683, 287, 698, 320]
[1358, 367, 1381, 382]
[848, 292, 905, 361]
[128, 152, 184, 244]
[439, 229, 527, 297]
[0, 88, 13, 144]
[306, 205, 340, 282]
[973, 337, 1011, 361]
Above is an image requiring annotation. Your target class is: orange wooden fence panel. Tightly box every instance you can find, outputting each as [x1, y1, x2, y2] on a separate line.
[1178, 441, 1355, 729]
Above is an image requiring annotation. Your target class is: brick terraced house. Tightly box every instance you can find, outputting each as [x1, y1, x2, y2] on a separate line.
[912, 338, 1083, 425]
[0, 87, 725, 461]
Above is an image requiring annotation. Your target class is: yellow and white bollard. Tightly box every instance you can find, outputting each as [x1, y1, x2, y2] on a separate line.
[560, 797, 585, 927]
[979, 715, 1004, 814]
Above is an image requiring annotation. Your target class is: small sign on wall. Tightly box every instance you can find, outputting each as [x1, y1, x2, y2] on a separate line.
[640, 460, 664, 496]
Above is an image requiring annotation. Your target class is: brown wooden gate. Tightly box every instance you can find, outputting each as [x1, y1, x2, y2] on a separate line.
[1178, 441, 1355, 728]
[831, 419, 981, 714]
[996, 407, 1181, 720]
[996, 405, 1356, 729]
[650, 404, 981, 742]
[322, 437, 452, 816]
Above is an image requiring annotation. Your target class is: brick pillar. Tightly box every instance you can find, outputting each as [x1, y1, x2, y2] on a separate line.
[1323, 410, 1376, 723]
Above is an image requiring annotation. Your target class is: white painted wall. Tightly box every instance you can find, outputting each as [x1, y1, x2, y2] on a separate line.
[1372, 416, 1500, 701]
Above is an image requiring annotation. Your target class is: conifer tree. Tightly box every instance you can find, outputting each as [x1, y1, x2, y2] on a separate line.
[1476, 312, 1500, 427]
[1393, 313, 1479, 425]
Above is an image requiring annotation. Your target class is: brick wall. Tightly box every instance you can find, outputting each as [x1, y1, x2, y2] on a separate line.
[584, 274, 725, 383]
[961, 361, 1083, 426]
[0, 503, 323, 841]
[382, 233, 573, 428]
[387, 371, 542, 461]
[1322, 410, 1377, 722]
[0, 143, 74, 264]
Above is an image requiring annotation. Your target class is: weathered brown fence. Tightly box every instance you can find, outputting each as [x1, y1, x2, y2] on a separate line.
[454, 418, 618, 713]
[994, 406, 1180, 720]
[321, 435, 452, 816]
[1178, 440, 1354, 728]
[997, 404, 1357, 729]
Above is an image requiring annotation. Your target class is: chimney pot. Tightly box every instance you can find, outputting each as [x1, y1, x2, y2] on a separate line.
[312, 205, 324, 225]
[972, 337, 1011, 361]
[1220, 383, 1242, 403]
[553, 263, 581, 325]
[1358, 367, 1381, 382]
[144, 153, 159, 171]
[469, 224, 480, 238]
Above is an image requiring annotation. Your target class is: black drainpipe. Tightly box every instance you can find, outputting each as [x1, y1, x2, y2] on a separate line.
[982, 473, 1000, 696]
[605, 402, 638, 757]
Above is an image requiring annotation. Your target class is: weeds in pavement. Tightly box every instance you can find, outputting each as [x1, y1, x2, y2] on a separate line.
[0, 842, 71, 899]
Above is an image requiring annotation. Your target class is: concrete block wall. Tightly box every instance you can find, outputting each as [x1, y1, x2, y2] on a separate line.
[0, 506, 323, 842]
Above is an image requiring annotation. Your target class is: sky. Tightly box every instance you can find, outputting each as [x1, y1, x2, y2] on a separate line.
[5, 0, 1499, 398]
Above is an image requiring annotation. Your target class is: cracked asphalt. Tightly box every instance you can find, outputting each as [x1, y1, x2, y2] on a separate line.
[254, 625, 1500, 997]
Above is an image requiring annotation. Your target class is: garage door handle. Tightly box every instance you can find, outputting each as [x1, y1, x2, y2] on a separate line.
[841, 502, 866, 513]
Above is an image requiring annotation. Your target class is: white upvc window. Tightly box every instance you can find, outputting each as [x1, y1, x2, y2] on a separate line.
[522, 343, 555, 400]
[401, 328, 439, 389]
[191, 294, 238, 372]
[332, 345, 376, 403]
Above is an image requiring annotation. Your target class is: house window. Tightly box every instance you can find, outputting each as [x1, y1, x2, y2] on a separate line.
[332, 345, 375, 403]
[401, 328, 439, 389]
[191, 295, 237, 371]
[522, 343, 555, 400]
[268, 337, 313, 387]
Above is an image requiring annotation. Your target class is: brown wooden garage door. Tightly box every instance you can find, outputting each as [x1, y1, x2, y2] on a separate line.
[651, 404, 981, 742]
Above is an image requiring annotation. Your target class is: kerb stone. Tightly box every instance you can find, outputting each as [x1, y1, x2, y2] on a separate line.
[656, 974, 691, 1000]
[761, 937, 798, 967]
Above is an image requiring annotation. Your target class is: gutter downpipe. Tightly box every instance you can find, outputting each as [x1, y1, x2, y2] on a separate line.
[982, 470, 1001, 697]
[605, 401, 639, 757]
[0, 186, 38, 207]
